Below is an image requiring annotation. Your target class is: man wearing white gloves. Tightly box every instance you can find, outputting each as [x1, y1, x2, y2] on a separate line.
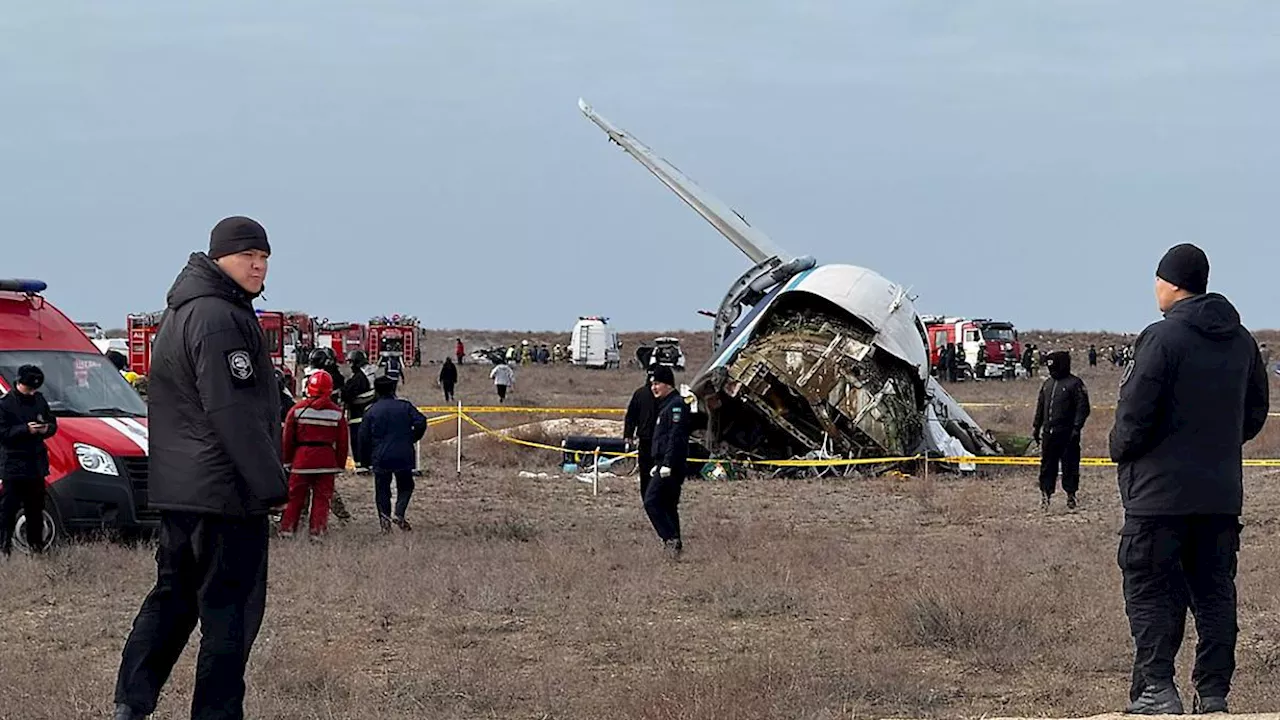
[644, 365, 689, 559]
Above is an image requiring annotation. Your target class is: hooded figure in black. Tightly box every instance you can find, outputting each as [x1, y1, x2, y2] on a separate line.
[439, 357, 458, 402]
[1107, 244, 1268, 715]
[114, 216, 287, 720]
[1032, 350, 1090, 510]
[624, 368, 659, 499]
[0, 365, 58, 555]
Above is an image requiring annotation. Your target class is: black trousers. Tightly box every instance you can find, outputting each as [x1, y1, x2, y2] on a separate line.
[0, 475, 45, 555]
[349, 422, 362, 467]
[643, 471, 684, 541]
[375, 470, 415, 520]
[115, 512, 270, 720]
[1119, 515, 1241, 701]
[1039, 430, 1081, 495]
[443, 384, 455, 402]
[636, 439, 653, 500]
[496, 384, 508, 402]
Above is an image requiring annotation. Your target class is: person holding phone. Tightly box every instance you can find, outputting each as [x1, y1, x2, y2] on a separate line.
[0, 364, 58, 555]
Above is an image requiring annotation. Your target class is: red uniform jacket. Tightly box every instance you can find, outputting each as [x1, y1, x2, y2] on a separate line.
[282, 397, 349, 474]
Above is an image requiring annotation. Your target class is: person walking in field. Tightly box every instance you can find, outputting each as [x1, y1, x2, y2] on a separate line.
[645, 366, 690, 560]
[439, 357, 458, 403]
[359, 376, 428, 533]
[490, 361, 514, 404]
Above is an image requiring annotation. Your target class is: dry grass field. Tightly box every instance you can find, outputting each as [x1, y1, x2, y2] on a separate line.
[2, 329, 1279, 719]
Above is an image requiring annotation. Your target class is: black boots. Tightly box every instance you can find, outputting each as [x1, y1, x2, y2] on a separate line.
[1194, 695, 1228, 714]
[1126, 684, 1183, 715]
[114, 704, 148, 720]
[663, 538, 682, 560]
[1066, 493, 1078, 510]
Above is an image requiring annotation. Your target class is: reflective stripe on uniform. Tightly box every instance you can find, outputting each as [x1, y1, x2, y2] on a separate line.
[291, 467, 344, 475]
[296, 407, 344, 421]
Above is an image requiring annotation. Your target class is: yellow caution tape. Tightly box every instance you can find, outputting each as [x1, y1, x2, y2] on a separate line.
[411, 405, 1280, 470]
[418, 405, 623, 415]
[421, 403, 1280, 418]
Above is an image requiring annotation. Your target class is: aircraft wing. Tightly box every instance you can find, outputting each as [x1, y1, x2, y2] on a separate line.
[578, 98, 792, 266]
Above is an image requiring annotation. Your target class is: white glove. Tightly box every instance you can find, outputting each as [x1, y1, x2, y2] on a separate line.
[658, 466, 671, 478]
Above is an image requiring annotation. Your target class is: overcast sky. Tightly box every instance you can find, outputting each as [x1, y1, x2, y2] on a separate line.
[2, 1, 1276, 333]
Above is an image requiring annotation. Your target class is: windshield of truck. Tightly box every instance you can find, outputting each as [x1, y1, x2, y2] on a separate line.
[981, 326, 1016, 342]
[0, 351, 148, 417]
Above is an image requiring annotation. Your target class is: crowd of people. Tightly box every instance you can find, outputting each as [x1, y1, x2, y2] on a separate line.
[0, 217, 1272, 718]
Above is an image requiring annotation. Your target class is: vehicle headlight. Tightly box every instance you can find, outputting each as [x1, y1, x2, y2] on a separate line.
[75, 443, 119, 476]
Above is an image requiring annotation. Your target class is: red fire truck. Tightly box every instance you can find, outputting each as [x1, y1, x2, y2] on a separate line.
[367, 315, 419, 367]
[126, 311, 165, 376]
[279, 310, 315, 364]
[2, 278, 156, 552]
[315, 321, 366, 364]
[920, 316, 1023, 379]
[255, 310, 288, 372]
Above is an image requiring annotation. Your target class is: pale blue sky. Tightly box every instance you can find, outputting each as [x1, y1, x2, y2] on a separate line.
[2, 1, 1276, 332]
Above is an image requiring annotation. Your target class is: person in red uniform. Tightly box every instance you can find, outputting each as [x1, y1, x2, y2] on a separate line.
[280, 371, 349, 539]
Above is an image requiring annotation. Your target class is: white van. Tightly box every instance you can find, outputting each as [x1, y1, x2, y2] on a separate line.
[569, 316, 620, 368]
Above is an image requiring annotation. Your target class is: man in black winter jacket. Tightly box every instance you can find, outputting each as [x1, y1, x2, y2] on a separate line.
[343, 350, 377, 471]
[624, 369, 658, 499]
[1108, 244, 1269, 715]
[1032, 350, 1090, 511]
[114, 216, 288, 720]
[0, 365, 58, 555]
[646, 366, 690, 559]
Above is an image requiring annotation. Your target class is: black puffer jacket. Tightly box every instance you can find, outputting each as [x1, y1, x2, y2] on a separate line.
[147, 253, 287, 516]
[624, 384, 658, 443]
[1109, 293, 1270, 516]
[0, 390, 58, 480]
[1033, 351, 1090, 437]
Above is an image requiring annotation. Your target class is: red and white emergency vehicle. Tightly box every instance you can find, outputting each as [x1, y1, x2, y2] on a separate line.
[920, 316, 1023, 379]
[279, 310, 315, 366]
[315, 321, 365, 364]
[366, 315, 418, 366]
[2, 279, 155, 551]
[255, 310, 288, 373]
[127, 310, 164, 376]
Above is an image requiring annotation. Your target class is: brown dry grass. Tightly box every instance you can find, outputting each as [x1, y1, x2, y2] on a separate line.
[2, 332, 1279, 719]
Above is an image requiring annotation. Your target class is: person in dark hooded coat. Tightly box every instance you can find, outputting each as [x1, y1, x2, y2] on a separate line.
[438, 357, 458, 402]
[1032, 350, 1090, 511]
[113, 216, 288, 720]
[1108, 244, 1269, 715]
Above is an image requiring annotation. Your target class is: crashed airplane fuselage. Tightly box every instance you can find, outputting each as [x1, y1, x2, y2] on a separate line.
[578, 99, 1001, 462]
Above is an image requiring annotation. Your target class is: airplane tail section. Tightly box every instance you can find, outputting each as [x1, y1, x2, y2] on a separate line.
[578, 98, 792, 266]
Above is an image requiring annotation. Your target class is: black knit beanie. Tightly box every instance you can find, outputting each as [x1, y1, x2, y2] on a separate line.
[17, 364, 44, 390]
[1156, 243, 1209, 294]
[209, 216, 271, 259]
[651, 365, 676, 387]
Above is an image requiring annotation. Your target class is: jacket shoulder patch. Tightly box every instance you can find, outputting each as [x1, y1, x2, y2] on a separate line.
[226, 349, 256, 388]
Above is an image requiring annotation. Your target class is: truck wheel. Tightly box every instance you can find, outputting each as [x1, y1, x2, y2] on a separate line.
[13, 494, 62, 554]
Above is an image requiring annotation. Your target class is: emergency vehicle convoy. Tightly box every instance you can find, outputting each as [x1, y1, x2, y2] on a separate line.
[2, 279, 154, 552]
[367, 314, 420, 366]
[921, 315, 1023, 378]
